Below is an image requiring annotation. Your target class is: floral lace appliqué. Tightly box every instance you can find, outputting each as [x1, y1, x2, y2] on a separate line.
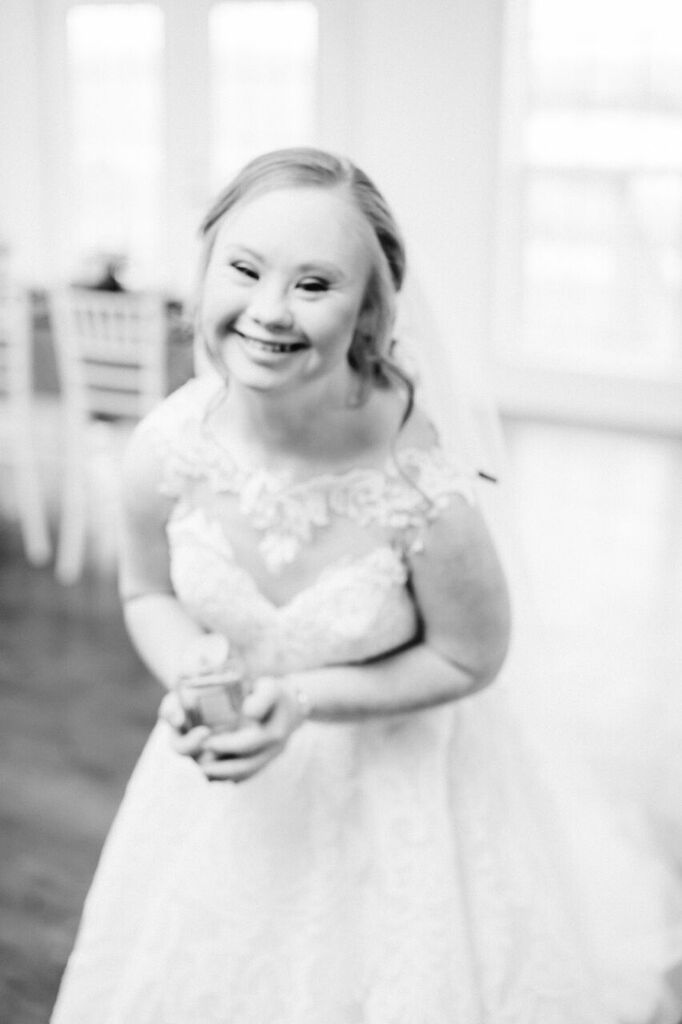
[144, 378, 477, 573]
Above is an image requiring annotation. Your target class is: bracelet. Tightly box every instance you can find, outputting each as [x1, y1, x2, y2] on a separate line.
[292, 686, 313, 724]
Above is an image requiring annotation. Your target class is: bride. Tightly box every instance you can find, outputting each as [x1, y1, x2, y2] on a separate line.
[51, 148, 682, 1023]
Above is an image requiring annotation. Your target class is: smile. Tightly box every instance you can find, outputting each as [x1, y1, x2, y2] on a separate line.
[234, 330, 308, 355]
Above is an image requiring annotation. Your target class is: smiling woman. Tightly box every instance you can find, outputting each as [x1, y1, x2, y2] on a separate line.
[49, 148, 682, 1024]
[199, 188, 372, 396]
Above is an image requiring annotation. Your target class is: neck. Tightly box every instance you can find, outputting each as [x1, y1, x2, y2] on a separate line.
[222, 367, 367, 464]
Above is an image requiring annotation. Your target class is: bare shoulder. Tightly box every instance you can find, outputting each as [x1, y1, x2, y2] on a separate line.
[407, 484, 511, 689]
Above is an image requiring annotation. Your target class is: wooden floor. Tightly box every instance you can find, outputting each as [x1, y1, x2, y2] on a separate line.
[0, 536, 158, 1023]
[0, 418, 681, 1023]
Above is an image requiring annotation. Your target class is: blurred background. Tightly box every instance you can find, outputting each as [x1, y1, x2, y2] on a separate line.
[1, 0, 681, 1020]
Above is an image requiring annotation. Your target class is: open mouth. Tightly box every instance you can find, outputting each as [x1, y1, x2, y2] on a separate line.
[234, 330, 308, 355]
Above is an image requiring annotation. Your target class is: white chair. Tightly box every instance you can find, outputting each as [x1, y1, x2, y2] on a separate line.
[0, 287, 52, 565]
[50, 287, 167, 583]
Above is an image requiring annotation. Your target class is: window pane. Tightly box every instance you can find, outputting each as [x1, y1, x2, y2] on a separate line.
[518, 0, 682, 372]
[67, 4, 164, 286]
[209, 1, 318, 190]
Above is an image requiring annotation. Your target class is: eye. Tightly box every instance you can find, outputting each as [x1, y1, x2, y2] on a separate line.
[230, 261, 258, 280]
[297, 277, 330, 294]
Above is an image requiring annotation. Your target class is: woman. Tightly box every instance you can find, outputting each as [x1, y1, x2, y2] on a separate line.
[51, 148, 682, 1023]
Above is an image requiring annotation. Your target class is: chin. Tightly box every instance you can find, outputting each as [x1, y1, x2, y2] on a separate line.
[223, 347, 309, 391]
[227, 362, 298, 394]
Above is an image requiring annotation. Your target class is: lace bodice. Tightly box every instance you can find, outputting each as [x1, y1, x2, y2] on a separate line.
[140, 377, 477, 675]
[167, 505, 417, 676]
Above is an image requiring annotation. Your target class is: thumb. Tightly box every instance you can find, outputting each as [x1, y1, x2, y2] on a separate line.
[241, 676, 279, 722]
[159, 691, 188, 730]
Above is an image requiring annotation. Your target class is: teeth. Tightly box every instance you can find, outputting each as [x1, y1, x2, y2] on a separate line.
[243, 336, 302, 354]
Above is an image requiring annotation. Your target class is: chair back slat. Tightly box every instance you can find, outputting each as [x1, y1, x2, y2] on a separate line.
[51, 287, 166, 420]
[0, 289, 32, 404]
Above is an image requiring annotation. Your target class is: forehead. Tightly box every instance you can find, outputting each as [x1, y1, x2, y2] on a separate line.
[212, 186, 372, 268]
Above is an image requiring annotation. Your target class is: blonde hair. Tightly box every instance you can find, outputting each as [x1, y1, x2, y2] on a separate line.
[196, 147, 413, 414]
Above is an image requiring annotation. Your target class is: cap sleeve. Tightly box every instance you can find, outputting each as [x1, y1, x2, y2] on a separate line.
[135, 376, 222, 499]
[388, 446, 478, 556]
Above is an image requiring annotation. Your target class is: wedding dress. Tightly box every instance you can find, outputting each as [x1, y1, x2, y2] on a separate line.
[51, 375, 682, 1024]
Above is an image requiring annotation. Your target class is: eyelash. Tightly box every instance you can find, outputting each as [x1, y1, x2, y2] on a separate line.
[299, 278, 329, 293]
[230, 263, 330, 294]
[231, 262, 258, 280]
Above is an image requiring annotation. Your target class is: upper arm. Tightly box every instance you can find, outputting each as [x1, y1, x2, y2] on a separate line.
[407, 496, 511, 689]
[118, 423, 175, 602]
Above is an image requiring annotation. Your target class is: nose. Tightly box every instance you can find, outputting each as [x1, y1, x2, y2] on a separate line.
[248, 281, 294, 332]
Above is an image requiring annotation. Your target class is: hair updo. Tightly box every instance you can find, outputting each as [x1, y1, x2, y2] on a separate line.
[196, 147, 413, 414]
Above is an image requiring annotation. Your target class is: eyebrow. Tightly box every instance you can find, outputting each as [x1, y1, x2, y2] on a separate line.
[224, 244, 346, 278]
[225, 245, 263, 262]
[297, 261, 345, 278]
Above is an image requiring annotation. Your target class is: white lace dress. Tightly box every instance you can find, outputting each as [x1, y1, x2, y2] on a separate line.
[51, 378, 682, 1024]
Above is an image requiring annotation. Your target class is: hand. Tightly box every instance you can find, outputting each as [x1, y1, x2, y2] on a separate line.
[177, 632, 236, 681]
[157, 689, 213, 762]
[198, 676, 306, 783]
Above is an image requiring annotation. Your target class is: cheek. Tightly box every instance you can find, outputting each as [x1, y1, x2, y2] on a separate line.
[200, 276, 241, 331]
[197, 302, 218, 348]
[198, 275, 218, 328]
[311, 301, 362, 348]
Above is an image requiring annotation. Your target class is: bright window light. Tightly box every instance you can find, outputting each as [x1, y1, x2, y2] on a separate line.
[518, 0, 682, 371]
[66, 4, 164, 287]
[209, 1, 318, 191]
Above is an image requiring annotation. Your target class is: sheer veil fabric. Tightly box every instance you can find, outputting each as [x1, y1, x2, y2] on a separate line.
[394, 266, 682, 1021]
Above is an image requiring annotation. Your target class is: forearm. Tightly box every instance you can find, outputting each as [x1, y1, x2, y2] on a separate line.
[283, 641, 498, 724]
[188, 641, 495, 783]
[122, 593, 205, 690]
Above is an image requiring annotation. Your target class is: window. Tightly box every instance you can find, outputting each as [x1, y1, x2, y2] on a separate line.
[511, 0, 682, 376]
[27, 0, 362, 294]
[66, 3, 164, 285]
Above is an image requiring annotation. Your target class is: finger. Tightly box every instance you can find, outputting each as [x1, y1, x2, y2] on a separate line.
[204, 723, 277, 758]
[170, 725, 212, 758]
[158, 691, 190, 731]
[241, 676, 279, 722]
[201, 747, 280, 784]
[179, 634, 231, 678]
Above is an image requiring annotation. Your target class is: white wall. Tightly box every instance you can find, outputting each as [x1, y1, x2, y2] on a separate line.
[350, 0, 504, 393]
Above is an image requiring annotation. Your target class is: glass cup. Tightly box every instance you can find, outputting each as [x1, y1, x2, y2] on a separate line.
[176, 634, 249, 732]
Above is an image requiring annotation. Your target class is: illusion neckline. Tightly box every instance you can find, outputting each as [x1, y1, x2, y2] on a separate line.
[156, 378, 477, 573]
[169, 503, 409, 612]
[195, 377, 433, 493]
